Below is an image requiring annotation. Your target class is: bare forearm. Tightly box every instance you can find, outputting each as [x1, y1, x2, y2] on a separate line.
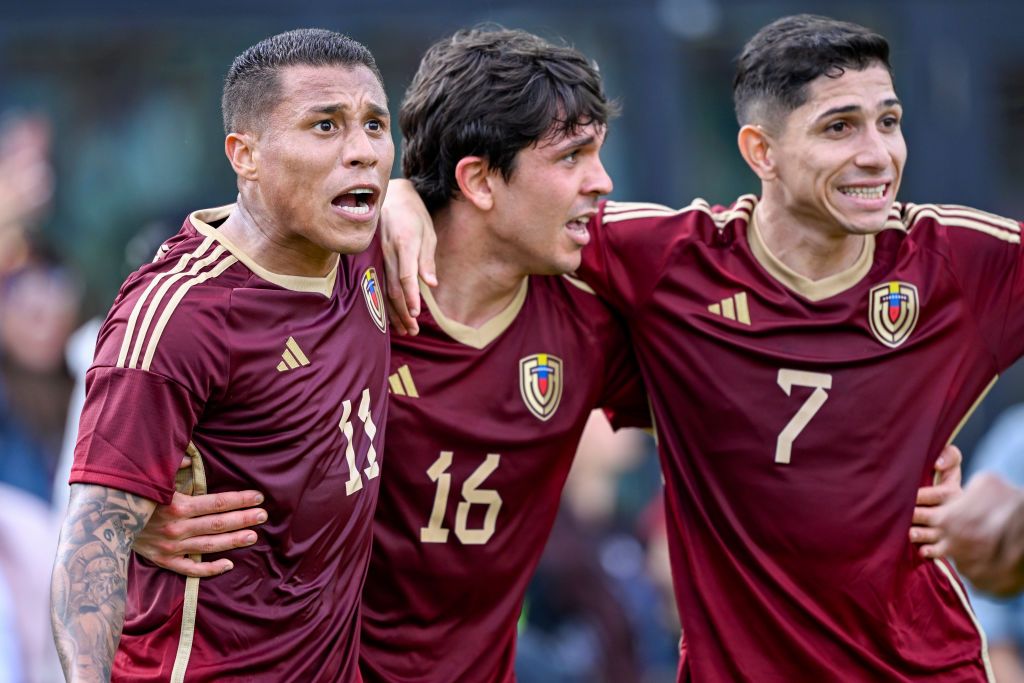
[50, 484, 155, 682]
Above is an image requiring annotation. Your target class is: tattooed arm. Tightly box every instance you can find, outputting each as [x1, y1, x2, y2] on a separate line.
[50, 483, 156, 683]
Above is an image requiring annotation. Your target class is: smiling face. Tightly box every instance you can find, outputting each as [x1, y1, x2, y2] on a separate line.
[249, 63, 394, 256]
[487, 123, 613, 275]
[765, 63, 906, 237]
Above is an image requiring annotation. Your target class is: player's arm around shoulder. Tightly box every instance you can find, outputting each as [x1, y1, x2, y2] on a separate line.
[51, 483, 157, 683]
[578, 197, 712, 314]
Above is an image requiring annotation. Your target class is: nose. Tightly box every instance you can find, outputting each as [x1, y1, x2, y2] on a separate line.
[342, 128, 379, 168]
[584, 156, 614, 197]
[854, 127, 890, 171]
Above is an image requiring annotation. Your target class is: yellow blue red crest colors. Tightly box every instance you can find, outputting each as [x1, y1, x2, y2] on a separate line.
[868, 281, 919, 348]
[519, 353, 563, 421]
[362, 268, 387, 333]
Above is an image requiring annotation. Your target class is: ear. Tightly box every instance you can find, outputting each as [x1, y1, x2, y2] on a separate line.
[737, 124, 776, 181]
[453, 156, 494, 211]
[225, 132, 258, 181]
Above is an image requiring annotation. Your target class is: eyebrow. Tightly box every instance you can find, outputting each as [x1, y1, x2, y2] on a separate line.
[306, 102, 390, 118]
[549, 134, 597, 154]
[815, 98, 902, 122]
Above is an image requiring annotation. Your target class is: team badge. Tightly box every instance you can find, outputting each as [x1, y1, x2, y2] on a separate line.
[868, 281, 919, 348]
[362, 268, 387, 333]
[519, 353, 563, 422]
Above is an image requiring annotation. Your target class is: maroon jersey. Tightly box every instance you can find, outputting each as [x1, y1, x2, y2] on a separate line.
[70, 206, 390, 682]
[359, 275, 647, 683]
[578, 196, 1022, 682]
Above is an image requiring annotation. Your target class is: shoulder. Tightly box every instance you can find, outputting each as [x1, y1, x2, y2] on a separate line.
[895, 202, 1021, 248]
[598, 195, 755, 248]
[94, 225, 244, 377]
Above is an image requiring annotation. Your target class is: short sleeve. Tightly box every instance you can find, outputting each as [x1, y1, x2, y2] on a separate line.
[938, 207, 1024, 369]
[578, 201, 667, 316]
[70, 366, 203, 503]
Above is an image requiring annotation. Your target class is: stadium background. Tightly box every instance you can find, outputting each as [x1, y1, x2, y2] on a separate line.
[3, 0, 1024, 680]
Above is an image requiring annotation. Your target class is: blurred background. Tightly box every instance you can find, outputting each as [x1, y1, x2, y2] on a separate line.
[3, 0, 1024, 681]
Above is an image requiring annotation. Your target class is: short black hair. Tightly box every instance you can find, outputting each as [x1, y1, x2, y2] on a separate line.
[222, 28, 382, 134]
[400, 27, 617, 213]
[733, 14, 892, 129]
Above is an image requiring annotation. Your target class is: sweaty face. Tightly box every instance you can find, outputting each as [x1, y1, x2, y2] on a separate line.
[767, 63, 906, 237]
[487, 123, 613, 275]
[252, 64, 395, 255]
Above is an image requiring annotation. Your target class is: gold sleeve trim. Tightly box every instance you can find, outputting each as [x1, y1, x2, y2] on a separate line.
[170, 442, 208, 683]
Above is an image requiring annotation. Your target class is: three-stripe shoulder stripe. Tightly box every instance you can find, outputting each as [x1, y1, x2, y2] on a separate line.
[903, 203, 1021, 244]
[116, 240, 238, 371]
[602, 195, 756, 230]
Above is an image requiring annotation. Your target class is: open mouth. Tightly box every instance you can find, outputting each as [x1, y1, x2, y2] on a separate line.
[838, 183, 888, 201]
[332, 187, 379, 217]
[564, 216, 592, 246]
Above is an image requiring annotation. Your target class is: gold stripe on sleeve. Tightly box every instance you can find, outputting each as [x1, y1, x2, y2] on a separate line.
[128, 246, 228, 369]
[118, 238, 215, 368]
[141, 256, 238, 372]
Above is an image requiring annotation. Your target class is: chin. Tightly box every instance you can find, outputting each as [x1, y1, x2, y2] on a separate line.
[328, 225, 378, 255]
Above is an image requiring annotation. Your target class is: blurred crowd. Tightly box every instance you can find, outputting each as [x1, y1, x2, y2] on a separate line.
[0, 111, 75, 682]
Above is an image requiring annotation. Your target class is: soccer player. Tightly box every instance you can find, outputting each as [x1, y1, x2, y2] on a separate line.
[572, 14, 1017, 681]
[360, 29, 652, 683]
[49, 28, 394, 681]
[134, 23, 966, 683]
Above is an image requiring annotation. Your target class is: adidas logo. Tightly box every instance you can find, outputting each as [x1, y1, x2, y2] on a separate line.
[388, 364, 419, 397]
[276, 337, 311, 372]
[708, 292, 751, 325]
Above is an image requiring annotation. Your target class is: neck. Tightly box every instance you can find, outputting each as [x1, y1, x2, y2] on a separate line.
[754, 197, 865, 280]
[218, 195, 338, 278]
[430, 204, 528, 328]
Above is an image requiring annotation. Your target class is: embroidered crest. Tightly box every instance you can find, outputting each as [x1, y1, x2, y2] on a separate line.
[362, 268, 387, 333]
[868, 281, 919, 348]
[519, 354, 563, 421]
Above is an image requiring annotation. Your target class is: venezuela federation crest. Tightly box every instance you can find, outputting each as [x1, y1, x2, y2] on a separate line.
[519, 353, 563, 422]
[868, 281, 919, 348]
[362, 268, 387, 333]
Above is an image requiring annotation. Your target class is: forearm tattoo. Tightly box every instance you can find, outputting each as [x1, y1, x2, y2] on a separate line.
[51, 484, 155, 682]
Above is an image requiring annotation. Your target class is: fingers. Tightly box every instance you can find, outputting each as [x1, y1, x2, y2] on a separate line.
[382, 240, 417, 336]
[164, 506, 268, 540]
[172, 490, 264, 518]
[153, 555, 236, 579]
[178, 455, 192, 471]
[911, 503, 941, 528]
[915, 484, 955, 507]
[172, 530, 259, 556]
[909, 524, 942, 547]
[932, 445, 963, 487]
[419, 222, 438, 288]
[936, 444, 963, 470]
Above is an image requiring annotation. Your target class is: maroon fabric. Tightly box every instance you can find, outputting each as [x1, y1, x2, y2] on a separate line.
[576, 196, 1019, 682]
[360, 274, 647, 683]
[72, 214, 390, 682]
